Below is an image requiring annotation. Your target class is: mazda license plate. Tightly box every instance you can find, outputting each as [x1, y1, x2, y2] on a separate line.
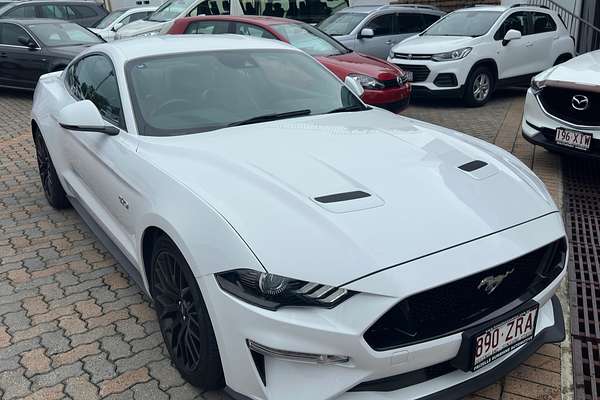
[472, 306, 538, 371]
[555, 128, 592, 151]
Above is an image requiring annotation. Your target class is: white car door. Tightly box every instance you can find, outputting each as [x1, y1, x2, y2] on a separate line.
[528, 11, 560, 72]
[60, 54, 140, 263]
[494, 11, 534, 79]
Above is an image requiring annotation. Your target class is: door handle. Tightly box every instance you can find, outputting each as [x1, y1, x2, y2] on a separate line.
[525, 42, 534, 47]
[0, 52, 6, 58]
[385, 40, 394, 45]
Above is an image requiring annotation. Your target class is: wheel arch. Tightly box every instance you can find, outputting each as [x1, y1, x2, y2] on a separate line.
[469, 59, 499, 84]
[554, 53, 573, 66]
[141, 225, 170, 292]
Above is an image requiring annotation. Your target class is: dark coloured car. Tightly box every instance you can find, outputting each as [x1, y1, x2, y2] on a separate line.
[0, 1, 108, 27]
[0, 19, 103, 90]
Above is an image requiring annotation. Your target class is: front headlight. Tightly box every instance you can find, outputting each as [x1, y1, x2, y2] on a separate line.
[215, 269, 355, 310]
[530, 78, 545, 95]
[135, 30, 160, 37]
[431, 47, 472, 62]
[348, 73, 385, 90]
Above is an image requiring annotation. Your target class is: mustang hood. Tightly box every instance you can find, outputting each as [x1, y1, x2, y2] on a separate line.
[535, 50, 600, 88]
[138, 109, 557, 286]
[393, 35, 475, 54]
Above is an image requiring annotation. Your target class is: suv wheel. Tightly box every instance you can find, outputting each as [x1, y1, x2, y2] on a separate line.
[464, 66, 493, 107]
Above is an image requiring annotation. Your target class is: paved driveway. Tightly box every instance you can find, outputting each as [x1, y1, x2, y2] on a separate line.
[0, 89, 563, 400]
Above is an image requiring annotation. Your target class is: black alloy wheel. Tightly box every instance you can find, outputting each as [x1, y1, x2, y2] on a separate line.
[33, 130, 70, 209]
[151, 235, 224, 389]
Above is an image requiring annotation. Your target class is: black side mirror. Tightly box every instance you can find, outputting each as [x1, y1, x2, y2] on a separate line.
[17, 36, 37, 49]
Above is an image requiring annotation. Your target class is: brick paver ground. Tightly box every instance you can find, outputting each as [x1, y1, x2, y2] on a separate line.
[0, 88, 564, 400]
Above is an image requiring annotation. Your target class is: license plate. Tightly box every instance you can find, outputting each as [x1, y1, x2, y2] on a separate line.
[405, 71, 414, 82]
[472, 306, 538, 371]
[555, 128, 592, 151]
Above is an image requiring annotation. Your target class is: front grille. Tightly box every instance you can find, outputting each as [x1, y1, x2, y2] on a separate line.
[394, 64, 430, 83]
[538, 86, 600, 127]
[364, 238, 567, 351]
[434, 73, 458, 88]
[381, 78, 401, 89]
[393, 53, 433, 60]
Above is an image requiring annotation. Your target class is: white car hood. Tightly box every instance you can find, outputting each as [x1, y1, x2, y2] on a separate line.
[116, 19, 163, 37]
[535, 50, 600, 88]
[393, 35, 475, 54]
[138, 109, 556, 287]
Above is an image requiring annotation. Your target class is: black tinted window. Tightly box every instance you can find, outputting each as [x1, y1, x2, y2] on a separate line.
[0, 22, 32, 46]
[72, 5, 97, 17]
[38, 4, 68, 18]
[184, 20, 229, 33]
[495, 11, 529, 39]
[395, 13, 425, 34]
[239, 0, 348, 24]
[4, 5, 36, 17]
[532, 12, 556, 33]
[71, 55, 124, 129]
[365, 14, 393, 36]
[126, 11, 150, 23]
[187, 0, 229, 16]
[422, 13, 440, 27]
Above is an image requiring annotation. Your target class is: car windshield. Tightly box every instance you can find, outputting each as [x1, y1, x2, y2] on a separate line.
[272, 23, 348, 56]
[148, 0, 195, 22]
[317, 12, 365, 36]
[127, 49, 365, 136]
[27, 22, 103, 46]
[93, 10, 126, 29]
[423, 10, 502, 37]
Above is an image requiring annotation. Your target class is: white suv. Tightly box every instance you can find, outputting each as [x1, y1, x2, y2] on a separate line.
[388, 5, 575, 106]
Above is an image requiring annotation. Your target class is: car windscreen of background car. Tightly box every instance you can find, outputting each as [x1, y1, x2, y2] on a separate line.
[273, 23, 348, 56]
[424, 11, 502, 37]
[27, 22, 103, 46]
[317, 12, 364, 36]
[127, 50, 363, 136]
[94, 10, 126, 29]
[148, 0, 194, 22]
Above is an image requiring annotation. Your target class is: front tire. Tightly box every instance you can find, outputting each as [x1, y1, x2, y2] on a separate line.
[33, 129, 70, 209]
[151, 235, 225, 389]
[464, 66, 493, 107]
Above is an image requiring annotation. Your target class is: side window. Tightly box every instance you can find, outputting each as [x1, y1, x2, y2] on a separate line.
[395, 13, 425, 34]
[184, 20, 229, 34]
[72, 5, 98, 18]
[495, 11, 529, 40]
[364, 14, 394, 36]
[421, 13, 440, 28]
[5, 5, 36, 18]
[65, 6, 78, 19]
[38, 4, 68, 19]
[70, 55, 124, 129]
[532, 12, 556, 34]
[234, 22, 276, 39]
[0, 23, 33, 46]
[188, 0, 229, 16]
[127, 11, 150, 23]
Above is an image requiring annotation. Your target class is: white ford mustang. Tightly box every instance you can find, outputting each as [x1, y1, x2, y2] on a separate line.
[32, 35, 567, 400]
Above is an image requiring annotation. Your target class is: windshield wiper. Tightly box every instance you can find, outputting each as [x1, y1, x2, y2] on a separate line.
[227, 109, 312, 127]
[326, 104, 368, 114]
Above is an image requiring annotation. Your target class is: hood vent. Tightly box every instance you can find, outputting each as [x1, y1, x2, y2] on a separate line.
[458, 160, 488, 172]
[314, 191, 371, 204]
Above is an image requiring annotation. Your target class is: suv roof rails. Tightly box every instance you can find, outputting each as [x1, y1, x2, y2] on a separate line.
[386, 3, 440, 10]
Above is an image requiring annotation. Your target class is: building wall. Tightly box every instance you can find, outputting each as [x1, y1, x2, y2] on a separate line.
[395, 0, 499, 12]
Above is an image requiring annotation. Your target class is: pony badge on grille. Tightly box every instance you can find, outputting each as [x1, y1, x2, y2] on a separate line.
[477, 268, 515, 295]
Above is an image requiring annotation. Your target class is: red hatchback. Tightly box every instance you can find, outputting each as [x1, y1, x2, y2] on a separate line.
[166, 16, 411, 112]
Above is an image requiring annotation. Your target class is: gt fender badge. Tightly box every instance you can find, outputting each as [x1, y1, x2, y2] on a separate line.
[477, 268, 514, 294]
[118, 196, 129, 210]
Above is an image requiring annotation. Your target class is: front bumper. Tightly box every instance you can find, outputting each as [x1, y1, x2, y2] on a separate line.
[522, 88, 600, 159]
[361, 84, 411, 113]
[386, 57, 470, 98]
[199, 213, 566, 400]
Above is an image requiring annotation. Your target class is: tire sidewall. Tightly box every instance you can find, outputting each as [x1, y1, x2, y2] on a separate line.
[465, 66, 494, 107]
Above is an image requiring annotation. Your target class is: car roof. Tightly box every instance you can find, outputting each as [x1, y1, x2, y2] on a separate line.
[338, 4, 442, 14]
[101, 34, 299, 61]
[177, 15, 299, 27]
[1, 17, 65, 24]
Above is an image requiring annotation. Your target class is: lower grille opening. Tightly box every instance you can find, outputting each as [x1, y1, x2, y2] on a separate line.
[434, 73, 458, 87]
[251, 350, 266, 386]
[364, 238, 567, 351]
[349, 361, 455, 392]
